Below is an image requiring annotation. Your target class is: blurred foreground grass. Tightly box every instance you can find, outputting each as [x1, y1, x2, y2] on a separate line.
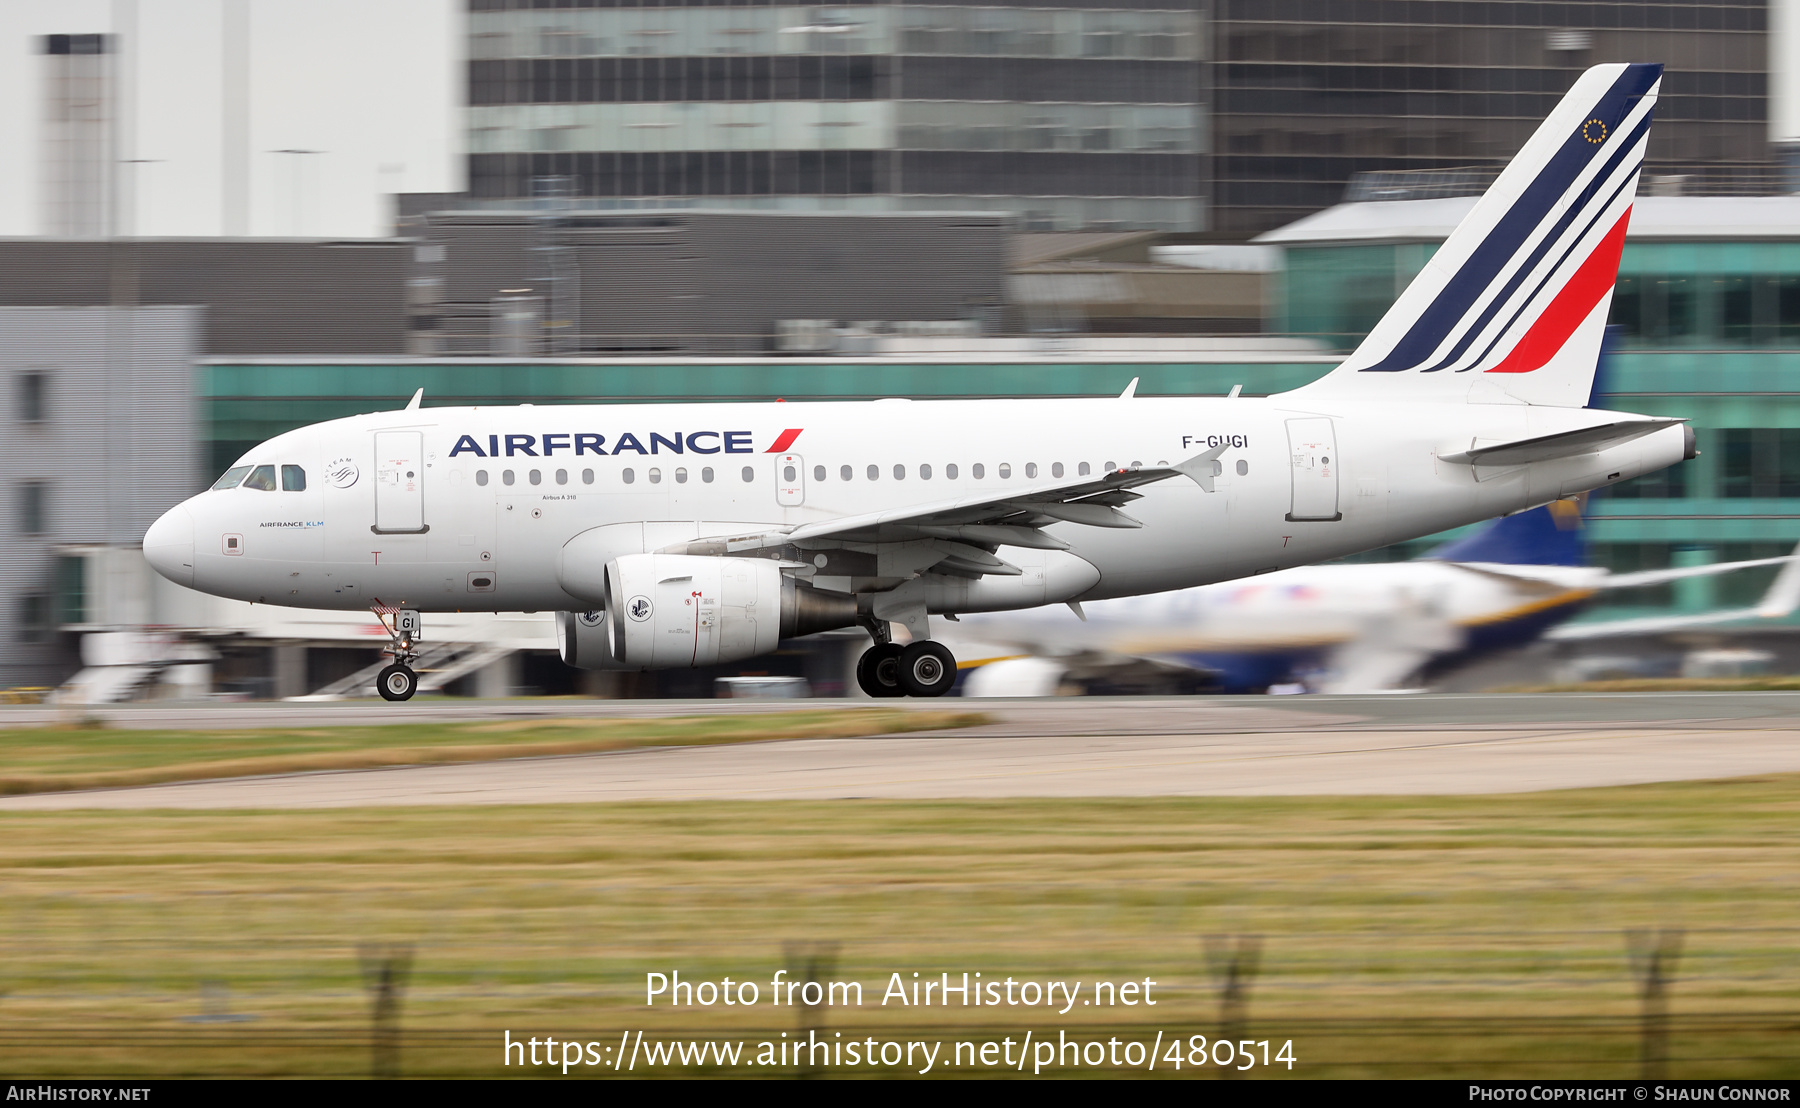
[0, 709, 985, 795]
[1, 776, 1798, 1078]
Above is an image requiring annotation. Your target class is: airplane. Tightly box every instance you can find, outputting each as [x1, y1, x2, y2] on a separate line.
[144, 63, 1691, 702]
[945, 496, 1800, 695]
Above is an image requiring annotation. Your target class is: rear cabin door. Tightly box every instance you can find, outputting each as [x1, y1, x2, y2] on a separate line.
[1285, 417, 1342, 522]
[374, 430, 428, 533]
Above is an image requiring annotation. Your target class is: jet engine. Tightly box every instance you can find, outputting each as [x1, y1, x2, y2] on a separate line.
[559, 553, 858, 670]
[556, 608, 630, 670]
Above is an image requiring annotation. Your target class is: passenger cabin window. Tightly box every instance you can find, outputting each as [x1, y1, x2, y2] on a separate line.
[998, 463, 1012, 479]
[582, 469, 595, 484]
[946, 463, 959, 479]
[741, 466, 754, 482]
[1078, 462, 1091, 476]
[556, 468, 569, 485]
[1052, 462, 1064, 478]
[920, 463, 932, 480]
[867, 464, 879, 481]
[701, 467, 713, 483]
[281, 465, 306, 492]
[813, 465, 825, 481]
[972, 463, 985, 479]
[17, 373, 45, 424]
[674, 468, 687, 484]
[18, 481, 46, 534]
[212, 465, 253, 491]
[503, 470, 516, 486]
[476, 470, 489, 486]
[840, 465, 852, 481]
[623, 468, 635, 484]
[1025, 462, 1038, 478]
[243, 465, 278, 492]
[528, 469, 541, 485]
[893, 464, 906, 480]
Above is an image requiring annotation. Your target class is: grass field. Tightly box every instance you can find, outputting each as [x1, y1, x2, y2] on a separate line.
[0, 709, 985, 795]
[1, 774, 1797, 1078]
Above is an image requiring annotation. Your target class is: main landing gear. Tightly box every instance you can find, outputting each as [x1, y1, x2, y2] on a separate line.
[373, 605, 422, 702]
[856, 638, 957, 698]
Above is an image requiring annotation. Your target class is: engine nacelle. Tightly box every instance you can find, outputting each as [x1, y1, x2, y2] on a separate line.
[575, 553, 856, 670]
[556, 609, 634, 671]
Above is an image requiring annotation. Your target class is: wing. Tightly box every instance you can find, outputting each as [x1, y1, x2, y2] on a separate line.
[661, 446, 1230, 579]
[1546, 539, 1800, 641]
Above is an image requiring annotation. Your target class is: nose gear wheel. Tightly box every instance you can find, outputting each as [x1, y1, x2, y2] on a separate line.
[378, 664, 418, 702]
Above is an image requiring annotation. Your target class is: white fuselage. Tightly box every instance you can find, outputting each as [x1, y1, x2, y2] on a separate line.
[144, 393, 1687, 620]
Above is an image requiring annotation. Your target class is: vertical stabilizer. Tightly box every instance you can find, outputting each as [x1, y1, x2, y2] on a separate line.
[1298, 63, 1661, 407]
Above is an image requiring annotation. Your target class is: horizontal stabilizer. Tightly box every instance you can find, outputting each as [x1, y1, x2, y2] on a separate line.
[1440, 418, 1682, 466]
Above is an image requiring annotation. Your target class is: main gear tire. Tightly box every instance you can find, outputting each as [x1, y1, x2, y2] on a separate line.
[377, 664, 418, 702]
[897, 640, 957, 698]
[855, 642, 907, 698]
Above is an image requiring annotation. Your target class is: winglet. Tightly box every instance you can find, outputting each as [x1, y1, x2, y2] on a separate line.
[1172, 444, 1230, 492]
[405, 388, 423, 411]
[1756, 540, 1800, 619]
[1119, 377, 1139, 399]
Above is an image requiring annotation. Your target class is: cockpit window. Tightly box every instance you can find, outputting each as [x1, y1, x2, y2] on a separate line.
[243, 465, 278, 491]
[281, 464, 306, 492]
[211, 465, 253, 491]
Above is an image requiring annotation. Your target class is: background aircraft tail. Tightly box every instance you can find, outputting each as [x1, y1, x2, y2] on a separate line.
[1300, 62, 1661, 407]
[1426, 497, 1587, 567]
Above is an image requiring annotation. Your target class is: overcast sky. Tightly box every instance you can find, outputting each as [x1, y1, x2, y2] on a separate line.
[0, 0, 461, 238]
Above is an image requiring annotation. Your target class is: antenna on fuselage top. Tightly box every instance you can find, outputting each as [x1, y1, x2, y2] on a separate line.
[404, 388, 423, 411]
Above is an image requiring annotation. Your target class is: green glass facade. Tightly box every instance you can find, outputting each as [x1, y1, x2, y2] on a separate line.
[1278, 236, 1800, 623]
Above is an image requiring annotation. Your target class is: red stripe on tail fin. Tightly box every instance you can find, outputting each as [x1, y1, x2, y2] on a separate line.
[1487, 206, 1632, 374]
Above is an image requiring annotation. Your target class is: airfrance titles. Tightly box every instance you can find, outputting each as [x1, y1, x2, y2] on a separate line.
[449, 428, 804, 458]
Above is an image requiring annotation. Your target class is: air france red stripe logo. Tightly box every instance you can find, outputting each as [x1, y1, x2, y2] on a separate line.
[1486, 207, 1632, 375]
[765, 428, 804, 453]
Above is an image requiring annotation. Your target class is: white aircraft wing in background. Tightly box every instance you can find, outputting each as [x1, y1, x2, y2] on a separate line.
[1545, 545, 1800, 641]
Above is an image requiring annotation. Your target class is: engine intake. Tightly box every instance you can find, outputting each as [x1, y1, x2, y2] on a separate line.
[558, 553, 857, 670]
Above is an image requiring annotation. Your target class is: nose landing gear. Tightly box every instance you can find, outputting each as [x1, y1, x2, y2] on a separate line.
[377, 663, 418, 702]
[855, 623, 957, 698]
[372, 603, 421, 702]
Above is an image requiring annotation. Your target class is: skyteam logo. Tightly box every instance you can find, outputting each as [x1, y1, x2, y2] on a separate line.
[448, 429, 803, 458]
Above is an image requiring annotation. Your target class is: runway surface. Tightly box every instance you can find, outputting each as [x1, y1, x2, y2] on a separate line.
[5, 693, 1800, 809]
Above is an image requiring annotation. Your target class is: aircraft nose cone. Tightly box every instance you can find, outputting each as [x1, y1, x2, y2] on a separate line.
[144, 505, 195, 587]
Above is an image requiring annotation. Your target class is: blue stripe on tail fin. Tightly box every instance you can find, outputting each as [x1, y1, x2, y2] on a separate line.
[1295, 63, 1659, 408]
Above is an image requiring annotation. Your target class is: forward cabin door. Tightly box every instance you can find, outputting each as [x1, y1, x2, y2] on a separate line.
[374, 430, 428, 533]
[1285, 417, 1342, 522]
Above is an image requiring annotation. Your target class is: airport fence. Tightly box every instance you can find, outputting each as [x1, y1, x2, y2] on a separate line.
[0, 892, 1795, 1079]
